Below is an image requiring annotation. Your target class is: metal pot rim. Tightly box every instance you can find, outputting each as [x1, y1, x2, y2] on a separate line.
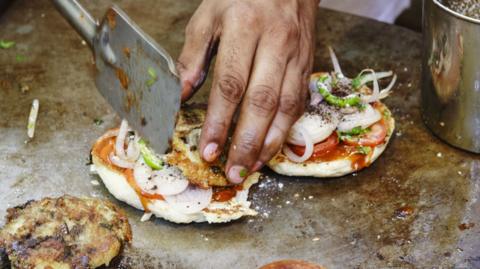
[433, 0, 480, 24]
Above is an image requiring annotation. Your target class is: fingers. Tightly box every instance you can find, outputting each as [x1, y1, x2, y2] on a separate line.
[177, 6, 218, 102]
[226, 37, 291, 183]
[198, 13, 260, 163]
[253, 64, 309, 171]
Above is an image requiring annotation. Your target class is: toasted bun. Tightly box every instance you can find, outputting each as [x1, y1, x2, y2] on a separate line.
[91, 106, 260, 224]
[267, 102, 394, 178]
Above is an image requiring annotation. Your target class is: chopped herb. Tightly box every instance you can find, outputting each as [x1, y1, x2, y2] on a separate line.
[146, 67, 157, 86]
[16, 54, 26, 62]
[93, 118, 104, 126]
[0, 40, 15, 49]
[319, 75, 329, 83]
[318, 87, 361, 108]
[351, 75, 364, 90]
[356, 146, 372, 155]
[239, 168, 248, 178]
[138, 139, 163, 170]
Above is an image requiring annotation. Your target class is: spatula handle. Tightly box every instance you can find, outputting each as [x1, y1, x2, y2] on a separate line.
[51, 0, 97, 48]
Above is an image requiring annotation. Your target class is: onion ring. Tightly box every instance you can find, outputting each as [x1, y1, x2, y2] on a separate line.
[109, 152, 135, 169]
[283, 127, 314, 163]
[379, 74, 397, 99]
[115, 119, 129, 160]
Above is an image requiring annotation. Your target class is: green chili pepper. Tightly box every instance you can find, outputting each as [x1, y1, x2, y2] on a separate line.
[318, 87, 361, 108]
[0, 40, 15, 49]
[138, 139, 163, 170]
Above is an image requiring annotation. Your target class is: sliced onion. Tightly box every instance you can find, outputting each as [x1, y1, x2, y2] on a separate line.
[115, 119, 129, 159]
[359, 69, 380, 103]
[309, 76, 324, 106]
[283, 127, 314, 163]
[164, 185, 213, 214]
[133, 159, 154, 192]
[103, 129, 119, 139]
[356, 71, 393, 87]
[379, 74, 397, 99]
[151, 167, 189, 196]
[287, 106, 339, 145]
[126, 139, 140, 162]
[310, 91, 323, 106]
[328, 46, 344, 78]
[109, 152, 135, 169]
[337, 104, 382, 132]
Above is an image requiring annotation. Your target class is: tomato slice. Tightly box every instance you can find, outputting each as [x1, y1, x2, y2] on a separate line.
[288, 132, 339, 158]
[343, 120, 387, 147]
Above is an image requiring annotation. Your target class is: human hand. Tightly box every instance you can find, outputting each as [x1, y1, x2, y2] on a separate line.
[177, 0, 319, 183]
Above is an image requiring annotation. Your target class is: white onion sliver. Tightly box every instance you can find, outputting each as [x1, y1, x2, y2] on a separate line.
[283, 127, 314, 163]
[379, 74, 397, 99]
[310, 92, 323, 106]
[151, 168, 189, 196]
[358, 71, 393, 87]
[287, 108, 339, 146]
[164, 185, 213, 214]
[103, 129, 119, 139]
[359, 69, 379, 103]
[126, 140, 140, 162]
[133, 160, 154, 193]
[109, 152, 135, 169]
[115, 119, 129, 159]
[328, 46, 343, 77]
[140, 212, 153, 222]
[337, 104, 382, 132]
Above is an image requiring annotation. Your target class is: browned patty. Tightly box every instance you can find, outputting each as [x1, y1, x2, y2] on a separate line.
[166, 105, 231, 188]
[0, 196, 131, 269]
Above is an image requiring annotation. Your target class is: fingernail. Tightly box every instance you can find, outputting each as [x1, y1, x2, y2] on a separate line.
[203, 143, 218, 162]
[252, 161, 264, 172]
[228, 165, 248, 184]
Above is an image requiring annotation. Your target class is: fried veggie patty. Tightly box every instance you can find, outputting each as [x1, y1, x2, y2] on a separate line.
[0, 196, 131, 269]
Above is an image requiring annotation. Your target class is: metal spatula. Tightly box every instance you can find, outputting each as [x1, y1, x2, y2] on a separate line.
[52, 0, 181, 154]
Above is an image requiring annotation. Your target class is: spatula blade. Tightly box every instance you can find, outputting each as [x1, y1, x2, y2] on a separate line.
[93, 5, 180, 154]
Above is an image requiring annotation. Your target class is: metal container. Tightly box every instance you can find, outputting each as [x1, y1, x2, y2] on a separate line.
[422, 0, 480, 153]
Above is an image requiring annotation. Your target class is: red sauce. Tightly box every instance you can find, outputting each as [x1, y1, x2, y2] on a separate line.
[212, 188, 237, 202]
[309, 143, 372, 170]
[394, 206, 414, 219]
[458, 223, 475, 231]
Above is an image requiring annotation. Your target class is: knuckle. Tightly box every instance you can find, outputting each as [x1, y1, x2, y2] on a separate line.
[247, 86, 279, 116]
[236, 131, 261, 155]
[217, 74, 246, 104]
[204, 117, 227, 135]
[228, 2, 258, 26]
[271, 20, 300, 48]
[278, 93, 301, 117]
